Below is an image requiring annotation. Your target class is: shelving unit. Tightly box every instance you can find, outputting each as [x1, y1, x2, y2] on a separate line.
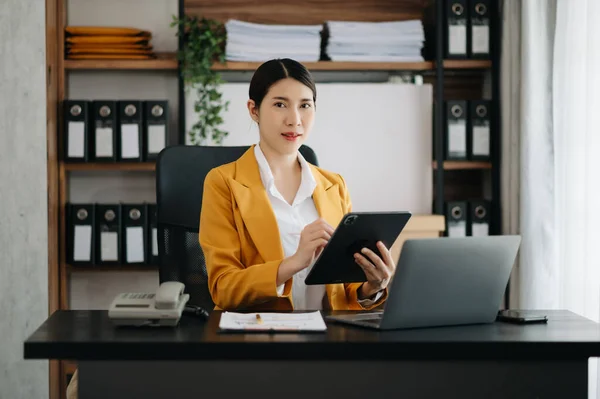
[432, 161, 492, 170]
[64, 52, 179, 70]
[63, 51, 492, 72]
[64, 159, 492, 172]
[211, 59, 492, 71]
[63, 162, 156, 172]
[67, 264, 159, 273]
[46, 1, 501, 397]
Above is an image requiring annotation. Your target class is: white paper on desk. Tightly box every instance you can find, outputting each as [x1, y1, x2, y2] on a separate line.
[219, 311, 327, 332]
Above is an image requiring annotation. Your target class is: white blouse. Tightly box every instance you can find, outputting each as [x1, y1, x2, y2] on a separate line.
[254, 144, 380, 310]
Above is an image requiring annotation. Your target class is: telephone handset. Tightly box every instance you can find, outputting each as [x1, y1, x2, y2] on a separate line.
[108, 281, 190, 327]
[155, 281, 186, 309]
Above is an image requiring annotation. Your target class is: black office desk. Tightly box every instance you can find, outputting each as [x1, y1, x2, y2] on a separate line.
[25, 310, 600, 398]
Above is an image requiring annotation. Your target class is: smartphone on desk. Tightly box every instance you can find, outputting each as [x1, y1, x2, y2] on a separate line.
[497, 310, 548, 324]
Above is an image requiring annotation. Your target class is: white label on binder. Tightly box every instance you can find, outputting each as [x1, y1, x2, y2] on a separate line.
[152, 227, 158, 256]
[148, 125, 166, 154]
[73, 225, 92, 261]
[448, 221, 467, 237]
[472, 222, 489, 237]
[472, 25, 490, 54]
[95, 127, 113, 157]
[67, 121, 85, 158]
[121, 124, 140, 159]
[448, 121, 467, 155]
[449, 24, 467, 55]
[126, 226, 145, 263]
[473, 126, 490, 155]
[100, 231, 118, 261]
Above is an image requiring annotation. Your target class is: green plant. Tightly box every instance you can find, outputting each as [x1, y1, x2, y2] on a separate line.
[171, 15, 229, 145]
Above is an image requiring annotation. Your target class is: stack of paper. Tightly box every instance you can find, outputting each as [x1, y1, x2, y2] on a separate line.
[64, 26, 155, 60]
[218, 311, 327, 332]
[225, 20, 322, 62]
[325, 20, 425, 62]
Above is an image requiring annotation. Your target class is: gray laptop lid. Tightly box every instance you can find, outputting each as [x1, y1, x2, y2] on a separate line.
[379, 235, 521, 330]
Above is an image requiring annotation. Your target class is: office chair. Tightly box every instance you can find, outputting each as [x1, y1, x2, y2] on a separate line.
[155, 144, 319, 312]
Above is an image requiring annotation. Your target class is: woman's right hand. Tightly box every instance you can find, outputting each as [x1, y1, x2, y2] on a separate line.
[291, 218, 335, 271]
[276, 218, 335, 287]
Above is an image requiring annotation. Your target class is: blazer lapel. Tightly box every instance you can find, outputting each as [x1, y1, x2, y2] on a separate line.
[229, 148, 346, 267]
[310, 165, 345, 228]
[230, 147, 284, 263]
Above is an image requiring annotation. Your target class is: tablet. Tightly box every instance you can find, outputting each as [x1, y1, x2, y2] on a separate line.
[304, 211, 411, 285]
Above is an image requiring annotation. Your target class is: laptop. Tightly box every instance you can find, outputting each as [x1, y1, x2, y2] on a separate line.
[326, 235, 521, 330]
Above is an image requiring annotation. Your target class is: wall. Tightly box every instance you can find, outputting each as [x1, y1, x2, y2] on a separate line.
[186, 82, 434, 214]
[0, 0, 49, 398]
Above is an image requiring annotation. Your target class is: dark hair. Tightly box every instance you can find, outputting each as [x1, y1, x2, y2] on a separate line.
[249, 58, 316, 109]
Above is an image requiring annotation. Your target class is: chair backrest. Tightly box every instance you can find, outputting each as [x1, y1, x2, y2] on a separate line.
[155, 144, 319, 310]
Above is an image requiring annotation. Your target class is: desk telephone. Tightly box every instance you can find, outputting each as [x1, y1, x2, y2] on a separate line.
[108, 281, 190, 327]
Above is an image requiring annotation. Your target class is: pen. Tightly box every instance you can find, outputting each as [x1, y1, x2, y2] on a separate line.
[256, 313, 263, 324]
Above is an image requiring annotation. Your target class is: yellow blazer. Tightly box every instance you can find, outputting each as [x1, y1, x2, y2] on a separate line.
[199, 145, 387, 311]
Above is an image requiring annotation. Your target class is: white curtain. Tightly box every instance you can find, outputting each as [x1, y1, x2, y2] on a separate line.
[502, 1, 600, 397]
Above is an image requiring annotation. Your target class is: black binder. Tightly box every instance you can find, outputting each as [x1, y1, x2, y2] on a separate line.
[91, 101, 117, 162]
[469, 100, 491, 161]
[67, 203, 95, 266]
[469, 199, 490, 236]
[143, 101, 168, 161]
[445, 0, 468, 59]
[147, 203, 159, 265]
[469, 0, 491, 59]
[118, 100, 143, 162]
[444, 201, 468, 237]
[121, 203, 147, 265]
[64, 100, 90, 162]
[445, 100, 468, 160]
[95, 204, 121, 265]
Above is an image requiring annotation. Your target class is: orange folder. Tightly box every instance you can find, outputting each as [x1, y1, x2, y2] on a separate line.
[66, 36, 150, 45]
[65, 26, 151, 37]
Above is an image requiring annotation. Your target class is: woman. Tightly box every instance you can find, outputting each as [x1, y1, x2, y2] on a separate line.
[199, 58, 396, 311]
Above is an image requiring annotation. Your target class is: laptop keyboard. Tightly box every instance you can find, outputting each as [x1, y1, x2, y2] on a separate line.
[353, 312, 383, 321]
[361, 316, 383, 322]
[349, 313, 383, 327]
[327, 312, 383, 327]
[358, 318, 382, 328]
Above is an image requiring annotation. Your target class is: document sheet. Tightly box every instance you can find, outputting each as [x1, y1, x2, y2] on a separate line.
[218, 311, 327, 332]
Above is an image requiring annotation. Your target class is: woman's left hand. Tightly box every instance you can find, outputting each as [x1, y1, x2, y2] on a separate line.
[354, 241, 396, 299]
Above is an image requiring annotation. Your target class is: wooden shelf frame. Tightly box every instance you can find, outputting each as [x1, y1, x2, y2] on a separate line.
[63, 162, 156, 172]
[64, 52, 178, 70]
[63, 160, 492, 173]
[63, 52, 492, 72]
[67, 263, 159, 273]
[212, 59, 492, 72]
[432, 161, 492, 170]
